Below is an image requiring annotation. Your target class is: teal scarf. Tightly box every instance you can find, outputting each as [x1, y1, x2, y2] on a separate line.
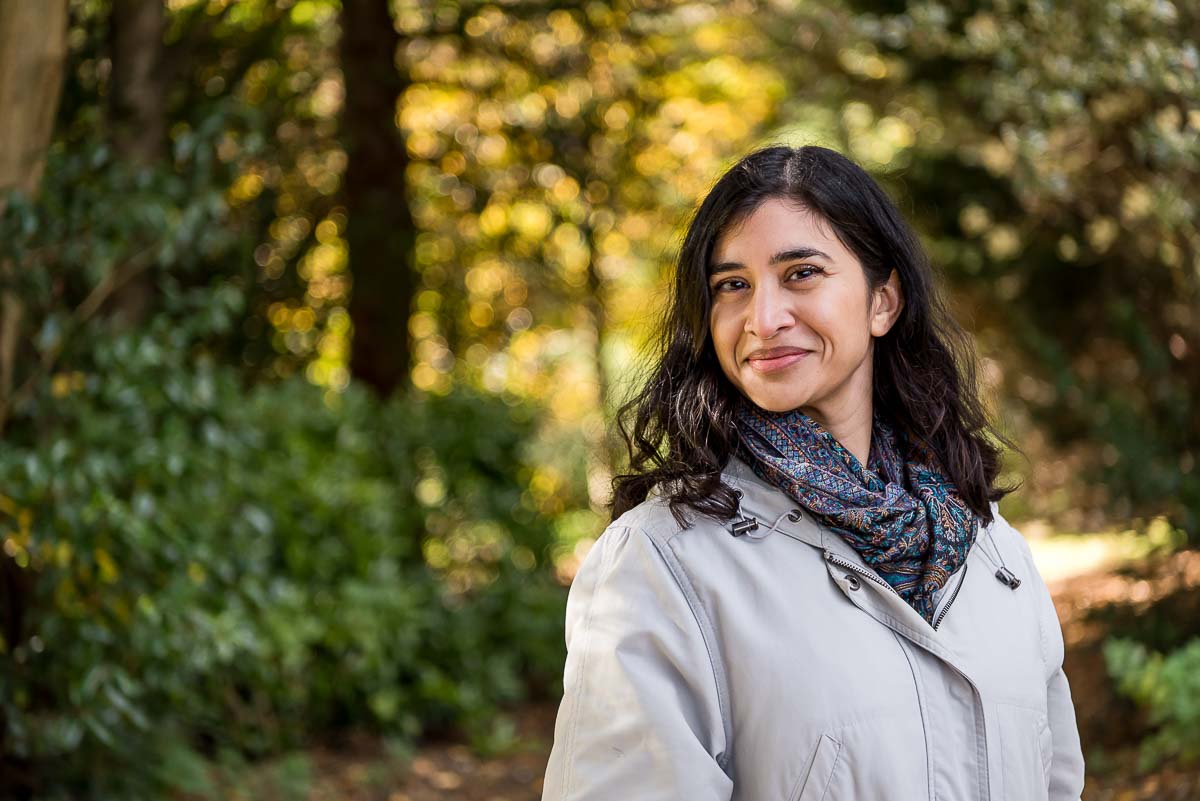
[733, 398, 978, 624]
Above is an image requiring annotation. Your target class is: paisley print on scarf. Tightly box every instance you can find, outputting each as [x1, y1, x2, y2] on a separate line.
[733, 397, 979, 625]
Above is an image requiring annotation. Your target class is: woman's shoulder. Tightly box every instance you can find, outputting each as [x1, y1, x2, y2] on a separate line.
[608, 490, 677, 537]
[565, 492, 730, 656]
[581, 495, 682, 574]
[576, 486, 736, 594]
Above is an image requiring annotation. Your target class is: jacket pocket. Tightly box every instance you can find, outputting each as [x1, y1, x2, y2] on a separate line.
[996, 701, 1051, 801]
[789, 733, 842, 801]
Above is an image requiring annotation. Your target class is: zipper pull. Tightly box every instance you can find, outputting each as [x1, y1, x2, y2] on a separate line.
[994, 566, 1022, 590]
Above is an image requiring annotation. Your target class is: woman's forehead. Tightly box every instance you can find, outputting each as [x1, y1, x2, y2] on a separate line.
[711, 200, 846, 268]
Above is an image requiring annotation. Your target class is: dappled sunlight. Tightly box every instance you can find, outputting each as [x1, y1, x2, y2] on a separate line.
[1029, 517, 1186, 586]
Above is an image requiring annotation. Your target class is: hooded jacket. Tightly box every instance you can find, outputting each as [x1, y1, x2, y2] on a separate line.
[541, 454, 1085, 801]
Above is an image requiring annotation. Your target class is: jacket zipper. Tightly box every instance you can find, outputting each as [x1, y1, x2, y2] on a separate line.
[824, 552, 901, 597]
[931, 562, 967, 631]
[825, 552, 967, 631]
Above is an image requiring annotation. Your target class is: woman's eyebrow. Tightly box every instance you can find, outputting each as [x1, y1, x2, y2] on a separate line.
[709, 246, 832, 276]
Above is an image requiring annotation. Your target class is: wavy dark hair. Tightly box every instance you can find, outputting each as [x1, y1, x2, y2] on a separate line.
[611, 144, 1018, 528]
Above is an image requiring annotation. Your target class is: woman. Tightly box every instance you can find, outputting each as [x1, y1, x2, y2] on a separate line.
[540, 145, 1085, 801]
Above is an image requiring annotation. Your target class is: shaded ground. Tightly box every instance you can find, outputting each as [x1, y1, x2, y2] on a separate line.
[1052, 548, 1200, 801]
[196, 704, 561, 801]
[198, 548, 1200, 801]
[311, 704, 558, 801]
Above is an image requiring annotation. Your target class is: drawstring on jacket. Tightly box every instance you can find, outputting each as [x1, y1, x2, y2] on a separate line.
[728, 488, 802, 541]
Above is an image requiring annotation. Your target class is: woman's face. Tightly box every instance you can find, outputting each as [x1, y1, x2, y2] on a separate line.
[707, 197, 903, 423]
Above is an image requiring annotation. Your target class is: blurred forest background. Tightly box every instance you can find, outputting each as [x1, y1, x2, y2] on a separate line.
[0, 0, 1197, 799]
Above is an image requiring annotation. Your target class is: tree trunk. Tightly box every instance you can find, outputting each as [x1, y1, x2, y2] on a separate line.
[341, 0, 416, 397]
[106, 0, 167, 327]
[0, 4, 68, 790]
[0, 0, 70, 435]
[110, 0, 167, 164]
[0, 1, 68, 198]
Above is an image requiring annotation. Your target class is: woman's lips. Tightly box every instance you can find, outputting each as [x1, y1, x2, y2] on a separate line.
[747, 351, 810, 374]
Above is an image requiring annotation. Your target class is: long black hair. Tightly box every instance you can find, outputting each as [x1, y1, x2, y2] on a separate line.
[611, 144, 1018, 527]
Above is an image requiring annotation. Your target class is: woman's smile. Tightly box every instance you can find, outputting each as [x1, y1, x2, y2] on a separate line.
[747, 349, 811, 373]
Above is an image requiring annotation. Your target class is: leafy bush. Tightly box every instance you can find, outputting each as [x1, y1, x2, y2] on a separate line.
[1103, 636, 1200, 770]
[0, 285, 567, 800]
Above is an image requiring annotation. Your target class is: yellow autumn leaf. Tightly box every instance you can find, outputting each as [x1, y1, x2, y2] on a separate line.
[94, 547, 120, 584]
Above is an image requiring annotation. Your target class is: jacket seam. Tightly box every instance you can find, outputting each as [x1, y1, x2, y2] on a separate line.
[891, 632, 935, 801]
[644, 527, 735, 777]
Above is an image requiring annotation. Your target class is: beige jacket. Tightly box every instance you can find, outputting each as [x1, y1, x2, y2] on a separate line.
[541, 455, 1085, 801]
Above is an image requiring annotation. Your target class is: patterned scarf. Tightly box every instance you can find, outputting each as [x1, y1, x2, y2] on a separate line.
[733, 398, 978, 624]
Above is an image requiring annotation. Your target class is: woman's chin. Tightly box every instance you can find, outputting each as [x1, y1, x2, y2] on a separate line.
[741, 388, 812, 413]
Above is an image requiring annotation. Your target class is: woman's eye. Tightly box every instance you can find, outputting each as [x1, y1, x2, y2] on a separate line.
[712, 278, 748, 293]
[790, 265, 821, 280]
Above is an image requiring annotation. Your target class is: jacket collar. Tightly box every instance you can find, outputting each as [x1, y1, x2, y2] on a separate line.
[720, 454, 960, 639]
[720, 452, 990, 575]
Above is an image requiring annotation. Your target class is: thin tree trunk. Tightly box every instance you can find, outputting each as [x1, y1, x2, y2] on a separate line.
[341, 0, 416, 396]
[110, 0, 167, 164]
[106, 0, 167, 327]
[581, 221, 622, 507]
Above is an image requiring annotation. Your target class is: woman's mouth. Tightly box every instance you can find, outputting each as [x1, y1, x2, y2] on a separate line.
[747, 351, 810, 374]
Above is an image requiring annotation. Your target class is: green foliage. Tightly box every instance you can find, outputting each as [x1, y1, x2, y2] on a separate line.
[0, 287, 565, 800]
[0, 109, 263, 439]
[2, 35, 571, 794]
[1104, 636, 1200, 770]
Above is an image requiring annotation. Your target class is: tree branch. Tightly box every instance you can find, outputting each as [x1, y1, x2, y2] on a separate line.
[0, 245, 158, 431]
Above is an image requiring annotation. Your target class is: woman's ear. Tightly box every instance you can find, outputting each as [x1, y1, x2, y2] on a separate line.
[869, 269, 904, 337]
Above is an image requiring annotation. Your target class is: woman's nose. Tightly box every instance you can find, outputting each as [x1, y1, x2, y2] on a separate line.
[746, 284, 794, 339]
